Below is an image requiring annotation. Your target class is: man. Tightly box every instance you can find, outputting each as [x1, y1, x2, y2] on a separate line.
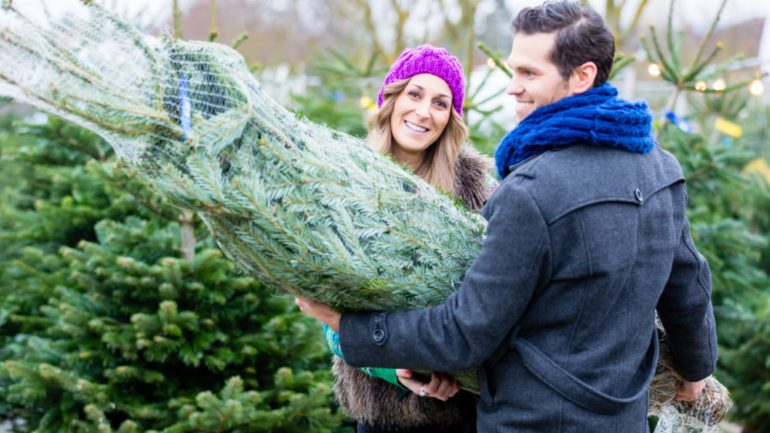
[297, 1, 717, 431]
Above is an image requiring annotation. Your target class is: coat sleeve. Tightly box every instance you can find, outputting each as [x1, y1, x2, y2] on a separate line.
[323, 323, 405, 388]
[656, 216, 718, 382]
[338, 180, 550, 372]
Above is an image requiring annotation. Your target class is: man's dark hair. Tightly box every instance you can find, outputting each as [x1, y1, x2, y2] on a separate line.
[512, 0, 615, 87]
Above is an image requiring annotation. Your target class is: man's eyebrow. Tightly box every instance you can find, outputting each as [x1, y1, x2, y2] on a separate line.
[513, 63, 541, 73]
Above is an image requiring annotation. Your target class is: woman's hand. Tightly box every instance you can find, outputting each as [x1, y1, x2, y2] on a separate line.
[294, 296, 341, 332]
[396, 369, 460, 401]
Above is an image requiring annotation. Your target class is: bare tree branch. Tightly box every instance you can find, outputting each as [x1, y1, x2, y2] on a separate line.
[622, 0, 650, 46]
[438, 0, 461, 44]
[389, 0, 409, 58]
[353, 0, 389, 63]
[180, 211, 196, 262]
[460, 0, 480, 117]
[209, 0, 219, 41]
[172, 0, 183, 40]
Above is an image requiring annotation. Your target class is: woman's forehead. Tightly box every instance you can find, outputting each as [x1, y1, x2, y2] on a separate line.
[408, 74, 451, 98]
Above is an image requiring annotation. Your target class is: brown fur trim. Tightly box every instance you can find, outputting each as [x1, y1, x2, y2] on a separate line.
[332, 356, 468, 428]
[453, 146, 495, 211]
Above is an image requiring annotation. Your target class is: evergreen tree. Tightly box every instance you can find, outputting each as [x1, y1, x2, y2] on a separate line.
[0, 115, 346, 432]
[658, 122, 770, 432]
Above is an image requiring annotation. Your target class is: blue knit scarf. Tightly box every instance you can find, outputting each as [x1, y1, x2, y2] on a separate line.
[494, 84, 655, 179]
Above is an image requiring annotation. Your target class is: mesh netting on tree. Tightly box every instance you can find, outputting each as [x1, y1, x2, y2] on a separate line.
[654, 406, 723, 433]
[0, 1, 730, 426]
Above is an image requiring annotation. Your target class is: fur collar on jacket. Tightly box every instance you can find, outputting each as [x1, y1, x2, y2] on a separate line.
[454, 145, 494, 211]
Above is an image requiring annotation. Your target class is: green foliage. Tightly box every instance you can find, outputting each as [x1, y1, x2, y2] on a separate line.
[644, 3, 770, 425]
[715, 176, 770, 432]
[314, 48, 387, 81]
[688, 90, 750, 123]
[0, 116, 346, 432]
[739, 102, 770, 162]
[643, 0, 742, 100]
[291, 93, 368, 139]
[289, 49, 379, 139]
[468, 120, 506, 157]
[716, 289, 770, 433]
[659, 124, 768, 295]
[659, 113, 770, 431]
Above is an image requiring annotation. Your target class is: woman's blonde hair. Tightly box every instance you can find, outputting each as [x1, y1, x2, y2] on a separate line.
[368, 78, 468, 195]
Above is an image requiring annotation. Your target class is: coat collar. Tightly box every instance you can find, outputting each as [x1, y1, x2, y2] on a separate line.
[508, 144, 684, 224]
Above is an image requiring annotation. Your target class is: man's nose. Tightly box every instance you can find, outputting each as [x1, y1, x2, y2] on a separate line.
[506, 80, 524, 95]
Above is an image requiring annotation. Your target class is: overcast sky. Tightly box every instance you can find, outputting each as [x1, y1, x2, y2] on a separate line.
[517, 0, 769, 29]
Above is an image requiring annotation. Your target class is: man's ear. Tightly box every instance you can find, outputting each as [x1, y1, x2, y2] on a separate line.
[569, 62, 598, 94]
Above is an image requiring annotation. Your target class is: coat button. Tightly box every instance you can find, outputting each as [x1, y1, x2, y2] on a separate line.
[634, 188, 643, 203]
[373, 329, 385, 343]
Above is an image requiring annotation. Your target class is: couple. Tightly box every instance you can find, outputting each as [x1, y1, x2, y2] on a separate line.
[300, 1, 717, 432]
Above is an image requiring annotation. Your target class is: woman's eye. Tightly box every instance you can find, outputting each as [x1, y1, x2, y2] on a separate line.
[434, 100, 448, 109]
[408, 90, 420, 98]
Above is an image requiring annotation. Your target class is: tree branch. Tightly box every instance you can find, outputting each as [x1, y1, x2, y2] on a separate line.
[179, 210, 196, 262]
[209, 0, 219, 42]
[389, 0, 409, 58]
[172, 0, 183, 40]
[353, 0, 389, 64]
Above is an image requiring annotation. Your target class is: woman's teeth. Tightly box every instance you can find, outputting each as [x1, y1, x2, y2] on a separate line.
[405, 120, 428, 133]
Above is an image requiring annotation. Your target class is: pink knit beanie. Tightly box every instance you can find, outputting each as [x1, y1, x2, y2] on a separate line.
[376, 44, 465, 116]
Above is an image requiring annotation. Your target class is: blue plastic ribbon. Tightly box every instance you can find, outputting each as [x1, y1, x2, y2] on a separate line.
[663, 109, 691, 133]
[179, 76, 192, 141]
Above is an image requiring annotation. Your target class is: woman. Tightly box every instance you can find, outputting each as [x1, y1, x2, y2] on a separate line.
[323, 44, 494, 433]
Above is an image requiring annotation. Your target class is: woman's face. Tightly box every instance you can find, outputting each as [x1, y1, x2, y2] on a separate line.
[389, 74, 453, 158]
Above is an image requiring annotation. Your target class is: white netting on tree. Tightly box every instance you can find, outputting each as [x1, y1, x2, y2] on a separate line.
[653, 405, 722, 433]
[0, 1, 733, 422]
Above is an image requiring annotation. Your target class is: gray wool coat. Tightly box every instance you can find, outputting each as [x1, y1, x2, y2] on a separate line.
[339, 144, 718, 433]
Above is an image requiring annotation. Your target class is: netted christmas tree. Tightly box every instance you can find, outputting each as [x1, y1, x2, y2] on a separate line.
[0, 116, 346, 432]
[0, 0, 486, 314]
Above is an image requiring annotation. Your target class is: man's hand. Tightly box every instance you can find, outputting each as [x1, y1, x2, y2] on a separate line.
[396, 369, 460, 401]
[294, 296, 341, 332]
[675, 378, 706, 401]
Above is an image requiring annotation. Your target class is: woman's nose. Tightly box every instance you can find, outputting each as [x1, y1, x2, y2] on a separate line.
[414, 101, 431, 118]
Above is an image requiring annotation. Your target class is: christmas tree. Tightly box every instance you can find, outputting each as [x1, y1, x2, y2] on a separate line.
[0, 115, 347, 432]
